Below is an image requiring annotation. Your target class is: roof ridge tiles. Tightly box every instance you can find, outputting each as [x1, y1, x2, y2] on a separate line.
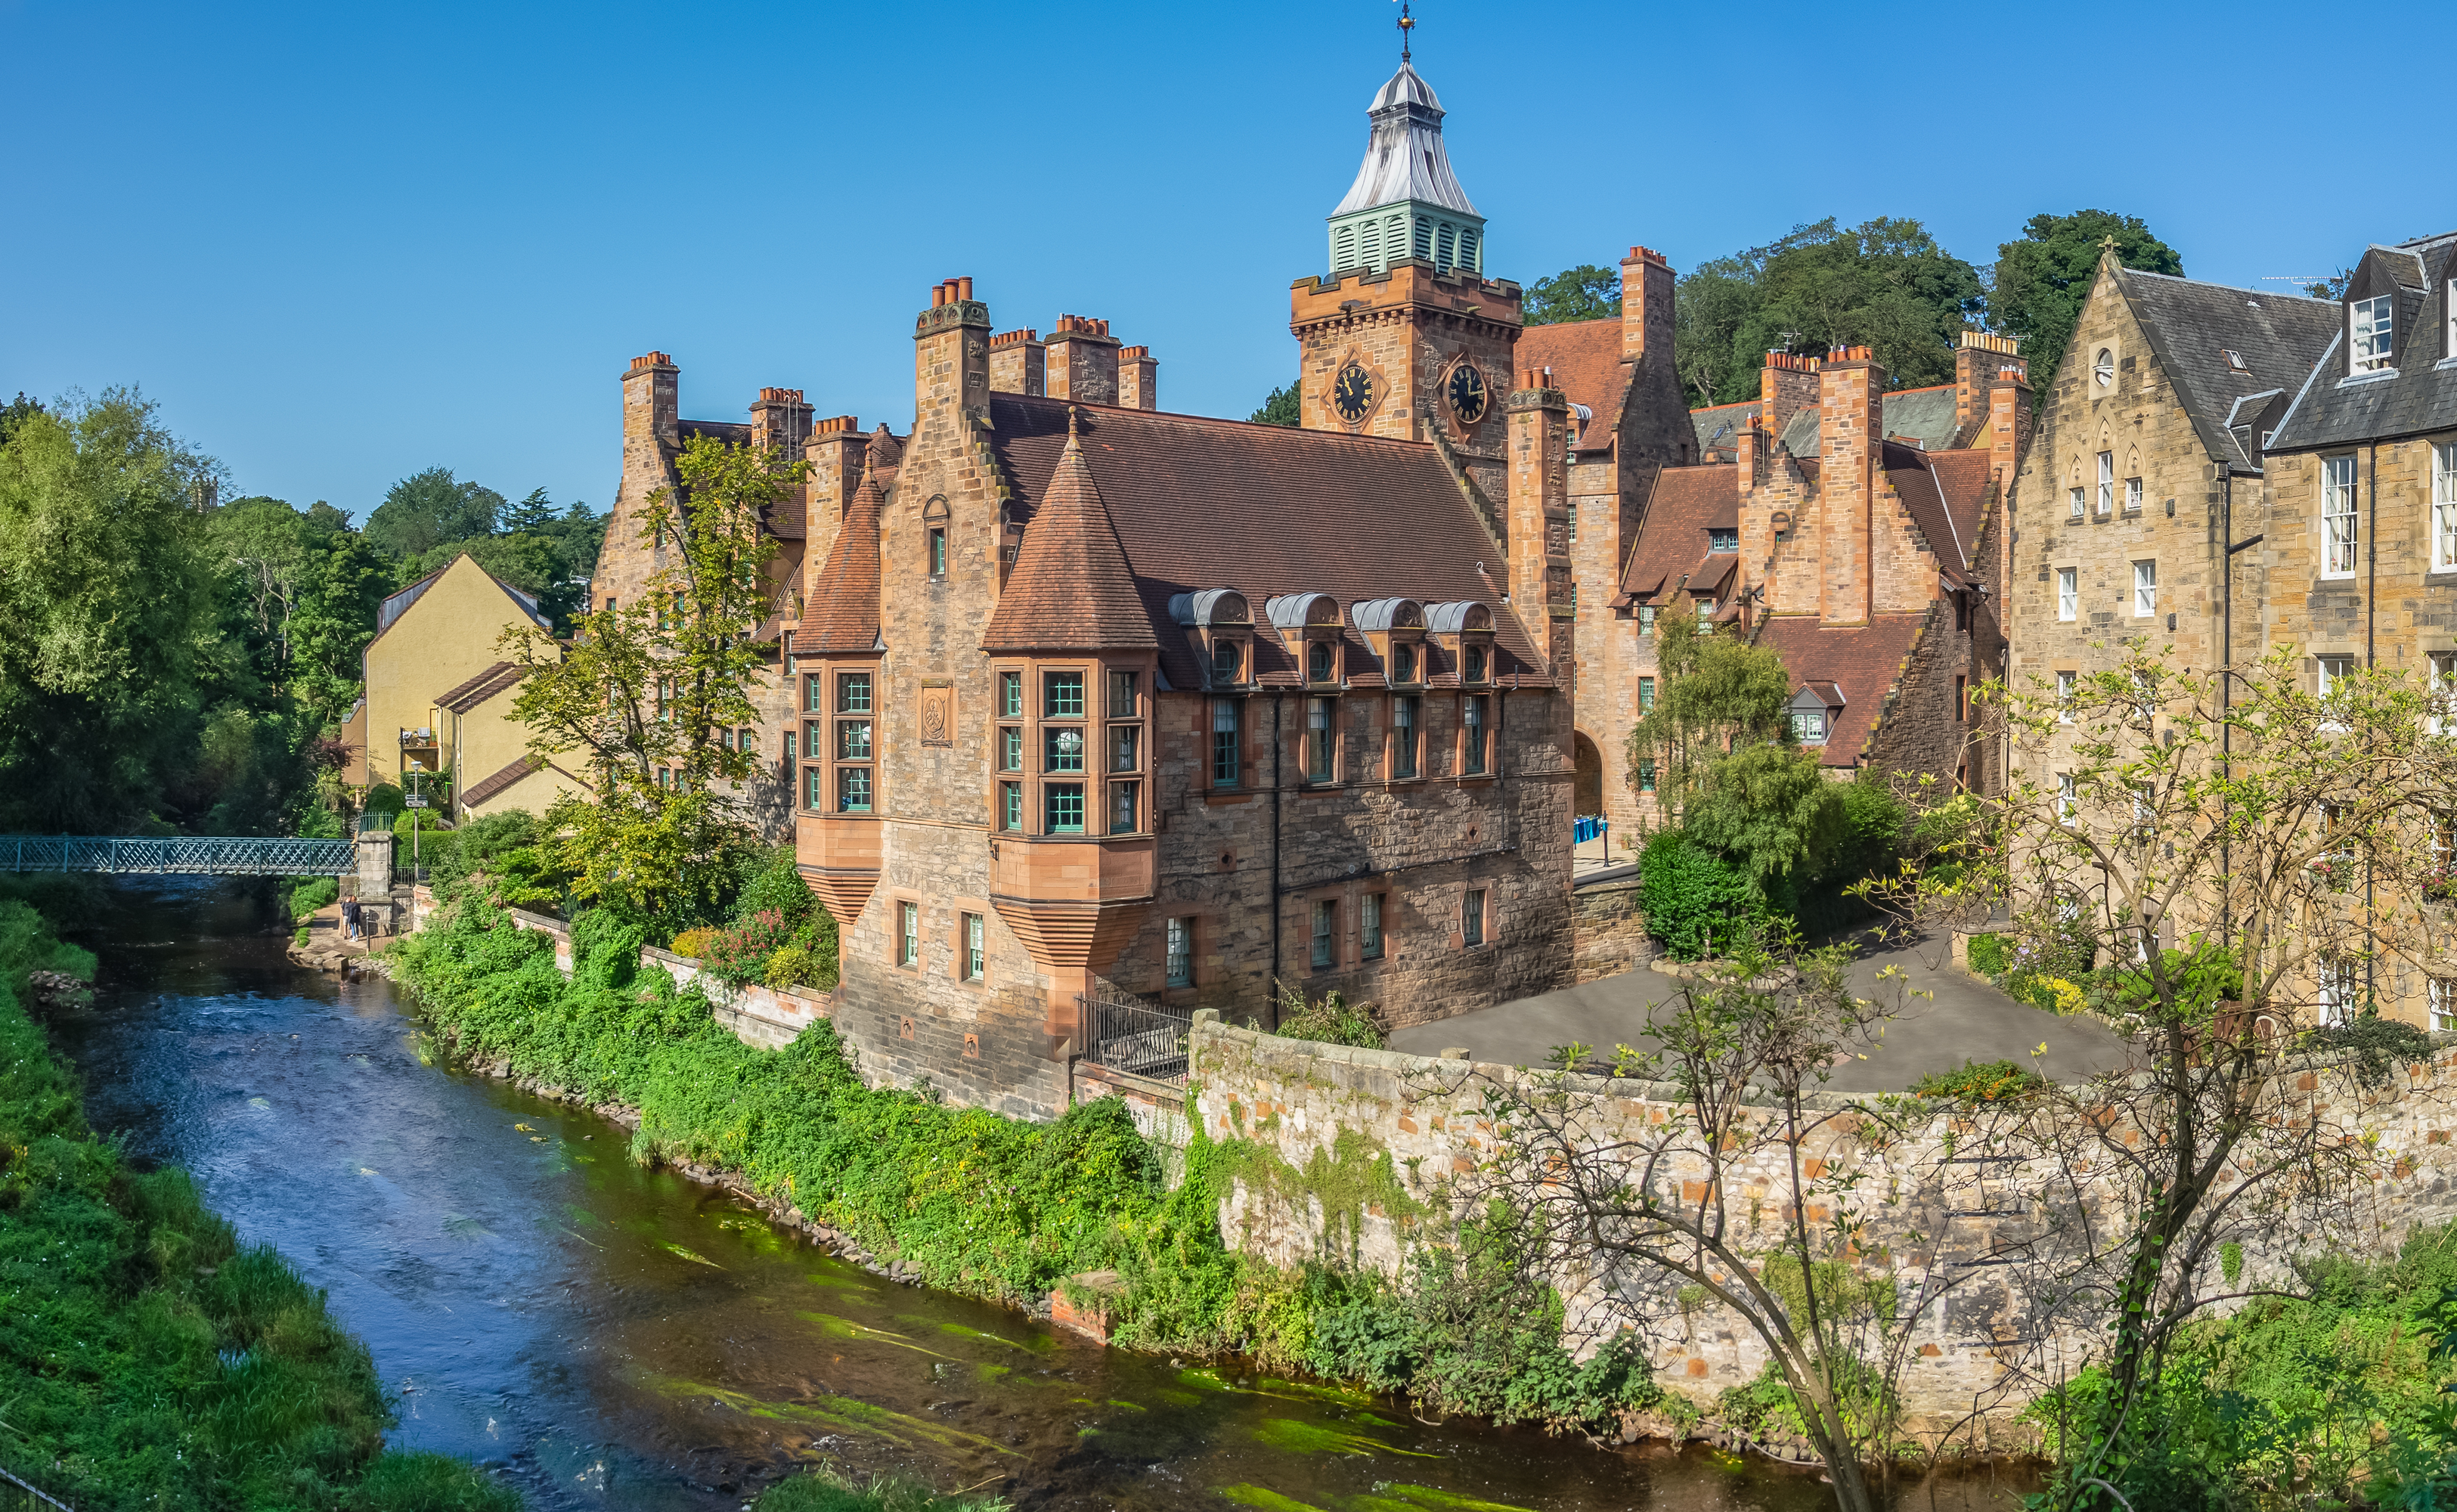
[2121, 266, 2335, 303]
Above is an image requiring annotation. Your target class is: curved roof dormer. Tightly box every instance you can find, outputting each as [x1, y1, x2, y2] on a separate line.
[1167, 588, 1250, 627]
[1264, 592, 1342, 630]
[1349, 597, 1425, 633]
[1424, 600, 1493, 634]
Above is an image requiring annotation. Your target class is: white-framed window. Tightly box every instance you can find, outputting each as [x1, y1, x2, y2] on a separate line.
[2318, 653, 2356, 699]
[2434, 442, 2457, 572]
[899, 901, 919, 967]
[2431, 652, 2456, 737]
[1792, 708, 1828, 744]
[2133, 559, 2158, 616]
[2318, 957, 2359, 1027]
[2125, 476, 2144, 513]
[2058, 566, 2078, 621]
[2093, 348, 2115, 388]
[2097, 451, 2115, 516]
[2069, 485, 2086, 519]
[962, 912, 984, 981]
[2322, 455, 2359, 576]
[2350, 294, 2394, 373]
[2058, 670, 2077, 722]
[2432, 978, 2456, 1034]
[2058, 773, 2077, 821]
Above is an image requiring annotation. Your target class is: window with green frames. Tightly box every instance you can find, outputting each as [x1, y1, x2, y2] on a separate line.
[805, 676, 824, 711]
[838, 768, 872, 813]
[838, 673, 872, 714]
[804, 765, 823, 810]
[999, 671, 1023, 717]
[1044, 671, 1084, 719]
[839, 720, 872, 760]
[998, 727, 1022, 771]
[999, 782, 1022, 831]
[1044, 726, 1084, 773]
[1045, 783, 1084, 834]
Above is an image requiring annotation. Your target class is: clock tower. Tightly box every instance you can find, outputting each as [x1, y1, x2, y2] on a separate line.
[1290, 49, 1522, 508]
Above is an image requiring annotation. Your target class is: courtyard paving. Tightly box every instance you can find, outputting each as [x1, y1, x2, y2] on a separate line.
[1391, 929, 2134, 1094]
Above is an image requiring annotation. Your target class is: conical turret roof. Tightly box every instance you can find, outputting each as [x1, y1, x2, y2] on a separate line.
[982, 411, 1157, 652]
[797, 463, 882, 654]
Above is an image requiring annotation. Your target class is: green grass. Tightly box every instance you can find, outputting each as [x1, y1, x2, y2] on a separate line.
[755, 1468, 1008, 1512]
[0, 899, 519, 1512]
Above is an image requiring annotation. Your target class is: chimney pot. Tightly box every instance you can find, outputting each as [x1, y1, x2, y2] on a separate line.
[956, 276, 973, 301]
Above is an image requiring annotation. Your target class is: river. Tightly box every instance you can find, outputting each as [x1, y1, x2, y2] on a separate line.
[48, 880, 2025, 1512]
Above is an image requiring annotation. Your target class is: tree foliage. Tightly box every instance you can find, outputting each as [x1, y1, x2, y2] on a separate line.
[1522, 263, 1622, 327]
[1987, 210, 2183, 398]
[1624, 613, 1794, 813]
[1249, 383, 1300, 427]
[1672, 218, 1984, 407]
[503, 433, 801, 930]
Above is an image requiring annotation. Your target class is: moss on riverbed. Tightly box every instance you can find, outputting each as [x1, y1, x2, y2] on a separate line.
[0, 900, 519, 1511]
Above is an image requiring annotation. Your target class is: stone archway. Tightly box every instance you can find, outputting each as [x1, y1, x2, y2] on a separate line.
[1572, 731, 1604, 818]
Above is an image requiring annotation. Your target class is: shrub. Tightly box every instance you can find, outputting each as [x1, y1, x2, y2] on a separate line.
[763, 946, 813, 990]
[669, 927, 717, 959]
[362, 782, 404, 815]
[2309, 1012, 2439, 1090]
[289, 876, 339, 922]
[429, 809, 561, 909]
[1637, 829, 1761, 960]
[1966, 931, 2009, 978]
[1911, 1058, 2046, 1103]
[700, 908, 795, 987]
[1275, 986, 1384, 1048]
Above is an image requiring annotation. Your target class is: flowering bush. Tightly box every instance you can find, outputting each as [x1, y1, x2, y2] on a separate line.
[2423, 867, 2457, 904]
[699, 908, 793, 987]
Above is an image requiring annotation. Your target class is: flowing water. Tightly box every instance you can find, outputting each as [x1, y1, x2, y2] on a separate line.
[49, 880, 2028, 1512]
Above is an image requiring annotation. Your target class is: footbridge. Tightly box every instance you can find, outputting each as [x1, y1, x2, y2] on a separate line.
[0, 835, 360, 876]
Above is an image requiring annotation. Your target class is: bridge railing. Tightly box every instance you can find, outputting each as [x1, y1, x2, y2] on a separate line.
[0, 836, 357, 876]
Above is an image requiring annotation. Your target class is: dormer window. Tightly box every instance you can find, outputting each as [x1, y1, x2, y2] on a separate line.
[1464, 643, 1488, 683]
[1392, 643, 1417, 684]
[1170, 587, 1251, 692]
[1307, 639, 1337, 684]
[2351, 294, 2395, 373]
[1788, 684, 1839, 745]
[1792, 706, 1827, 743]
[1708, 528, 1738, 553]
[1212, 640, 1243, 683]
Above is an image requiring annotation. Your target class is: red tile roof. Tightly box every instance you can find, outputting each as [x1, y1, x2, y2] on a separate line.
[1756, 615, 1926, 767]
[460, 754, 544, 807]
[982, 414, 1157, 652]
[1618, 466, 1739, 600]
[1517, 319, 1631, 455]
[984, 395, 1545, 689]
[435, 661, 528, 715]
[795, 464, 882, 655]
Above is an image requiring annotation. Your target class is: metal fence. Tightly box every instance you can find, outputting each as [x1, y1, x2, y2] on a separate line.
[1080, 987, 1193, 1081]
[0, 1464, 74, 1512]
[0, 835, 356, 876]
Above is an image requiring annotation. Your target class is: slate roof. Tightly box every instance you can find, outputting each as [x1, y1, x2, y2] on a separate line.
[1756, 615, 1926, 769]
[1882, 441, 1988, 589]
[981, 395, 1546, 689]
[2268, 233, 2457, 453]
[1691, 401, 1759, 460]
[2115, 266, 2341, 470]
[981, 417, 1157, 652]
[1772, 384, 1960, 456]
[1516, 320, 1631, 455]
[435, 661, 528, 714]
[794, 466, 883, 655]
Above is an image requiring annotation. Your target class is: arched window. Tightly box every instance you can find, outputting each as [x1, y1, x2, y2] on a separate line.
[922, 496, 950, 578]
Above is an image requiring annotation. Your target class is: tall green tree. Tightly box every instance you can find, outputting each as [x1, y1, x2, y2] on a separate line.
[0, 390, 221, 831]
[1987, 211, 2182, 392]
[1522, 263, 1622, 326]
[502, 434, 801, 928]
[1249, 383, 1300, 427]
[362, 466, 503, 556]
[1625, 612, 1795, 812]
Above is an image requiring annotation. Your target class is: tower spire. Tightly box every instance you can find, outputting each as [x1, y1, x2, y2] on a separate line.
[1397, 0, 1414, 61]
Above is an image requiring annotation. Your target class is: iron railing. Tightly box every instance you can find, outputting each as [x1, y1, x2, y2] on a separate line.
[1080, 988, 1193, 1081]
[0, 836, 357, 876]
[0, 1464, 74, 1512]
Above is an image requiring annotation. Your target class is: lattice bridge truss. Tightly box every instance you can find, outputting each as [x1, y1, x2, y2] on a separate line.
[0, 836, 359, 876]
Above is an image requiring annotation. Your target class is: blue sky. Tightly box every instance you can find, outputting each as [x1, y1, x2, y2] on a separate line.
[4, 0, 2446, 521]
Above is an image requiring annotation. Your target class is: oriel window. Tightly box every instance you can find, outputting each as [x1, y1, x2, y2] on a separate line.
[1044, 671, 1085, 719]
[1110, 780, 1139, 835]
[838, 767, 872, 813]
[999, 781, 1022, 831]
[1045, 782, 1085, 834]
[999, 671, 1024, 718]
[838, 673, 872, 714]
[1108, 669, 1137, 717]
[1044, 726, 1085, 773]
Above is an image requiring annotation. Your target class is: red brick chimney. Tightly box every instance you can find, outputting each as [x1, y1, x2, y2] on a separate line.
[988, 329, 1045, 396]
[1759, 352, 1821, 452]
[1954, 332, 2025, 448]
[1117, 346, 1159, 411]
[1619, 246, 1674, 362]
[1817, 347, 1882, 624]
[1045, 315, 1120, 405]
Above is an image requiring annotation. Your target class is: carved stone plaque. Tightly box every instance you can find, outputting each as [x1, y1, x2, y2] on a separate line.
[920, 680, 953, 746]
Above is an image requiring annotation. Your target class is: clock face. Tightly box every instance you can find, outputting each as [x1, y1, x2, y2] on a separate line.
[1331, 362, 1376, 425]
[1445, 361, 1489, 426]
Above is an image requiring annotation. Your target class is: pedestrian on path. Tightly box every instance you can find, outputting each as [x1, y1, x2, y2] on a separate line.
[341, 895, 361, 941]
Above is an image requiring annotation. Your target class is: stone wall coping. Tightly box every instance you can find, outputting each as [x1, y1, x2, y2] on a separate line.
[507, 907, 569, 935]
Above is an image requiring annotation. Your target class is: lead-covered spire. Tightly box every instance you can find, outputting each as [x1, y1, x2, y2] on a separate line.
[1325, 59, 1485, 277]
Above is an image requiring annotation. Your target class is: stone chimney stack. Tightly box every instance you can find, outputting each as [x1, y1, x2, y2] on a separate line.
[750, 386, 813, 454]
[624, 351, 679, 453]
[1044, 315, 1120, 406]
[1117, 346, 1159, 411]
[1619, 246, 1674, 362]
[1506, 367, 1573, 675]
[988, 330, 1045, 395]
[1817, 346, 1882, 624]
[800, 414, 866, 615]
[1759, 351, 1821, 450]
[1954, 331, 2025, 448]
[915, 277, 990, 433]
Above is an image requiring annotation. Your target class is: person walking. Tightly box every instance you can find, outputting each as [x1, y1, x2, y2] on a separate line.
[341, 894, 361, 942]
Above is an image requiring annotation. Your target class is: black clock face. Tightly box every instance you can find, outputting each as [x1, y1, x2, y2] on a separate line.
[1331, 362, 1375, 425]
[1446, 362, 1489, 425]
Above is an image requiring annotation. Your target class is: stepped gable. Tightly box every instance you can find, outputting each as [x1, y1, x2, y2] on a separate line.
[1756, 615, 1926, 769]
[1517, 319, 1631, 454]
[981, 411, 1157, 652]
[794, 464, 883, 655]
[1614, 466, 1738, 603]
[1879, 439, 1978, 587]
[2119, 267, 2340, 469]
[984, 394, 1545, 690]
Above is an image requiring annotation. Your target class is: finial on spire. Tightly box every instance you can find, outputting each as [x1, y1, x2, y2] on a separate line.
[1396, 0, 1414, 61]
[1066, 404, 1081, 442]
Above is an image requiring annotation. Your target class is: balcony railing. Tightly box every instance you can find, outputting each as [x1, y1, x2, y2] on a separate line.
[1080, 987, 1192, 1082]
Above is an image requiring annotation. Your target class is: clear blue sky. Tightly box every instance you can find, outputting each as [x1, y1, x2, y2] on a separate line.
[4, 0, 2446, 521]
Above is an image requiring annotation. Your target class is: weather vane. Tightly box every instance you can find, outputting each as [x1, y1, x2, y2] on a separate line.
[1396, 0, 1414, 61]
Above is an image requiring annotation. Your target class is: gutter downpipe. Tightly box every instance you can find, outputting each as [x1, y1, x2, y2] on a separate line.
[2220, 461, 2232, 946]
[2368, 442, 2378, 1012]
[1269, 691, 1283, 1032]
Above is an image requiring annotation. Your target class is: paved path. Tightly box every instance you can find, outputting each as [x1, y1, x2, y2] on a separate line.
[1391, 930, 2134, 1094]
